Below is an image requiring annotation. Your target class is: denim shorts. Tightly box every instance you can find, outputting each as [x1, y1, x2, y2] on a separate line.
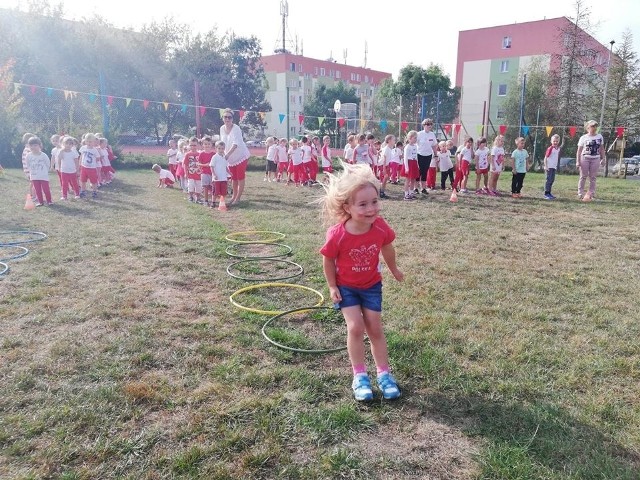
[336, 281, 382, 312]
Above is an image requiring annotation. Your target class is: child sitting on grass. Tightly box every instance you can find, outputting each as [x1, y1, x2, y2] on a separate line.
[320, 163, 404, 401]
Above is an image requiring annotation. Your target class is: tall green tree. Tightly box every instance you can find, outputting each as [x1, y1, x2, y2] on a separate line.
[0, 60, 24, 166]
[303, 82, 359, 141]
[375, 63, 459, 138]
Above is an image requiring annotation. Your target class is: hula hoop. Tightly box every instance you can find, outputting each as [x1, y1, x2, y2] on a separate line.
[225, 242, 292, 259]
[262, 306, 348, 354]
[0, 245, 29, 262]
[226, 258, 304, 282]
[0, 231, 47, 246]
[229, 282, 324, 315]
[0, 262, 8, 275]
[225, 230, 286, 244]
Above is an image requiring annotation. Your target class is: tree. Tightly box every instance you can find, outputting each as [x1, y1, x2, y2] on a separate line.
[303, 82, 359, 143]
[501, 58, 559, 169]
[601, 30, 640, 140]
[375, 63, 459, 138]
[551, 0, 600, 127]
[0, 60, 24, 166]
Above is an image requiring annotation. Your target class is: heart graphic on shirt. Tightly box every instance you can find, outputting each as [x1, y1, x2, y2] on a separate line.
[348, 244, 379, 267]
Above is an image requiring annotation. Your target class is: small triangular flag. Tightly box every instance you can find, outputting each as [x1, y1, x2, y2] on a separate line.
[338, 118, 345, 127]
[360, 119, 366, 130]
[88, 93, 96, 103]
[125, 98, 132, 107]
[454, 124, 461, 135]
[14, 83, 21, 94]
[259, 112, 266, 122]
[444, 124, 452, 134]
[239, 110, 246, 120]
[107, 96, 114, 106]
[279, 113, 286, 124]
[401, 121, 408, 131]
[30, 85, 37, 95]
[569, 126, 577, 137]
[545, 126, 553, 137]
[219, 108, 226, 118]
[64, 90, 70, 100]
[163, 102, 169, 111]
[616, 126, 625, 138]
[499, 125, 507, 135]
[476, 125, 483, 136]
[199, 106, 206, 117]
[181, 104, 187, 113]
[380, 119, 388, 130]
[298, 114, 305, 125]
[318, 116, 325, 126]
[46, 87, 53, 96]
[522, 125, 530, 135]
[143, 100, 150, 110]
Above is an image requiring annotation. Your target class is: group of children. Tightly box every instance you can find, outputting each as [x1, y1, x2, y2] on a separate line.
[336, 129, 541, 201]
[21, 131, 116, 206]
[155, 136, 230, 208]
[262, 135, 334, 186]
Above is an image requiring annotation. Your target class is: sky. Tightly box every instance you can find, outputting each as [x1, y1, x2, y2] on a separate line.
[1, 0, 639, 82]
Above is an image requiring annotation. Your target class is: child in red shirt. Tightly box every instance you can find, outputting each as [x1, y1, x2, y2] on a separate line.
[198, 136, 215, 206]
[320, 163, 404, 402]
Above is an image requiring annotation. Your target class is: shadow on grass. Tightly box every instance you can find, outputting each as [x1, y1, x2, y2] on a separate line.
[424, 391, 640, 479]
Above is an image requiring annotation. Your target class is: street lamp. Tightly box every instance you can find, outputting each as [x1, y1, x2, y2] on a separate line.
[599, 39, 615, 177]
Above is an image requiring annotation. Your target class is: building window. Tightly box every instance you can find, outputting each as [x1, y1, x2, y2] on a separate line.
[290, 62, 296, 72]
[500, 60, 509, 73]
[304, 73, 310, 79]
[351, 73, 356, 81]
[314, 67, 319, 76]
[289, 79, 297, 88]
[356, 73, 361, 81]
[336, 70, 341, 79]
[496, 108, 505, 119]
[502, 36, 511, 49]
[290, 95, 296, 104]
[498, 84, 507, 96]
[298, 95, 302, 104]
[329, 69, 334, 78]
[298, 63, 302, 72]
[320, 67, 325, 76]
[364, 75, 369, 83]
[356, 88, 360, 96]
[290, 127, 296, 135]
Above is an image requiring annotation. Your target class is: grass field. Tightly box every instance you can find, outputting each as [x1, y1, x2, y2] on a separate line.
[1, 166, 639, 479]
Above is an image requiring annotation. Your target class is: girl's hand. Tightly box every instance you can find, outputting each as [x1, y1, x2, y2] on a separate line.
[328, 286, 342, 304]
[391, 268, 404, 282]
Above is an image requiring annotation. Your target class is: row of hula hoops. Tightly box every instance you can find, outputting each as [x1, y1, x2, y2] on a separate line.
[224, 230, 345, 354]
[0, 231, 48, 276]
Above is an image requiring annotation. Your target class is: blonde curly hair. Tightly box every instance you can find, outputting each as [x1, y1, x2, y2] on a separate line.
[320, 162, 380, 226]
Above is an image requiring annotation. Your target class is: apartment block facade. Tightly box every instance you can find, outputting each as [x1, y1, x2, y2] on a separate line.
[456, 17, 612, 135]
[259, 53, 391, 139]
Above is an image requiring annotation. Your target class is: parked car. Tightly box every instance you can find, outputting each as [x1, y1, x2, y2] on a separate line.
[611, 158, 639, 175]
[246, 140, 262, 147]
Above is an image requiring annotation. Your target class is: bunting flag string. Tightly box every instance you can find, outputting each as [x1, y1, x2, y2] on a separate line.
[1, 80, 633, 135]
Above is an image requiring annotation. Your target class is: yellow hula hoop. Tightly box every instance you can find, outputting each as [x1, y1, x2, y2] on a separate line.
[225, 230, 286, 244]
[229, 282, 324, 315]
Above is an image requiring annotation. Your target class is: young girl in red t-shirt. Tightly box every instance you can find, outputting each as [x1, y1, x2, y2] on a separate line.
[320, 163, 404, 402]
